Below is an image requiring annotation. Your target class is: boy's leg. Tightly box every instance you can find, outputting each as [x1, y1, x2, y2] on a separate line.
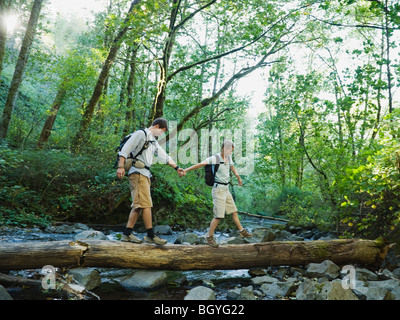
[208, 218, 221, 237]
[231, 212, 243, 231]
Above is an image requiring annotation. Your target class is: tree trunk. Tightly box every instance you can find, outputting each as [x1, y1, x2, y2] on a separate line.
[71, 0, 140, 153]
[0, 0, 8, 81]
[36, 83, 67, 148]
[0, 239, 390, 271]
[0, 0, 43, 139]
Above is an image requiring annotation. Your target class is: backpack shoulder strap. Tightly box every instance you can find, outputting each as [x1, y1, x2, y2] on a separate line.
[130, 129, 149, 159]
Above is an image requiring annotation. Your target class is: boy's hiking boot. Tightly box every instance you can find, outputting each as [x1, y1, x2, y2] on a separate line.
[121, 233, 143, 243]
[239, 229, 252, 238]
[144, 235, 167, 245]
[206, 235, 219, 248]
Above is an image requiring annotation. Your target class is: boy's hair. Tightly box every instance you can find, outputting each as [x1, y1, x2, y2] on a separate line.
[151, 118, 168, 129]
[221, 140, 234, 150]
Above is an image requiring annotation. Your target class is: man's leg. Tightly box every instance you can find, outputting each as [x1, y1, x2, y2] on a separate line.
[122, 207, 142, 243]
[126, 208, 141, 229]
[142, 207, 167, 245]
[142, 207, 154, 238]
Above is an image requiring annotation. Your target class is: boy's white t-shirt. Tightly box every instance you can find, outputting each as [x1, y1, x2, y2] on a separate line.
[205, 153, 233, 185]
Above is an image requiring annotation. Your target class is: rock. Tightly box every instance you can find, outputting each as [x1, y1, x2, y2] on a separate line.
[392, 267, 400, 279]
[261, 278, 298, 298]
[0, 285, 13, 300]
[248, 269, 267, 277]
[369, 279, 400, 299]
[72, 223, 90, 232]
[54, 223, 90, 234]
[73, 230, 107, 241]
[154, 225, 173, 235]
[296, 279, 358, 300]
[184, 286, 215, 300]
[290, 267, 306, 277]
[174, 233, 199, 245]
[353, 280, 394, 300]
[252, 227, 275, 241]
[273, 230, 292, 241]
[55, 224, 77, 234]
[67, 268, 101, 290]
[377, 269, 394, 280]
[227, 288, 241, 300]
[354, 268, 379, 281]
[117, 270, 167, 291]
[251, 275, 279, 285]
[240, 286, 256, 300]
[305, 260, 340, 280]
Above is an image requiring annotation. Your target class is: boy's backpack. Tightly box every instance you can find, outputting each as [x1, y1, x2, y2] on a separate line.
[204, 154, 222, 186]
[114, 129, 149, 171]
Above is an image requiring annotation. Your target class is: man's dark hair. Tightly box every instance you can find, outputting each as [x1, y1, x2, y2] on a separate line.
[152, 118, 168, 129]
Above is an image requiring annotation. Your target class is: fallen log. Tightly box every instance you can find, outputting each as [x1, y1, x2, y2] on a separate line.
[0, 239, 391, 271]
[238, 211, 289, 222]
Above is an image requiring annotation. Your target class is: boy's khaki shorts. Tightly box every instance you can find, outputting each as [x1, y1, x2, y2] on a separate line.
[128, 173, 153, 209]
[212, 186, 238, 219]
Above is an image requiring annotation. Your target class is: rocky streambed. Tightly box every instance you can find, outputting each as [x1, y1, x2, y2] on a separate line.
[1, 216, 400, 300]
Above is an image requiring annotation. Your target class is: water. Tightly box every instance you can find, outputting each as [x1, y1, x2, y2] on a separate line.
[0, 215, 286, 300]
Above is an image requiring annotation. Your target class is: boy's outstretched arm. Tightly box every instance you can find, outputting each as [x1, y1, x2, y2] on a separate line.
[183, 160, 208, 173]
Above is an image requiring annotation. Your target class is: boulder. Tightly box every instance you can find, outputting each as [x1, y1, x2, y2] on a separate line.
[174, 233, 199, 245]
[67, 268, 101, 290]
[352, 280, 394, 300]
[251, 275, 278, 285]
[0, 285, 13, 300]
[73, 230, 107, 241]
[184, 286, 215, 300]
[260, 278, 298, 298]
[117, 270, 167, 291]
[354, 268, 379, 281]
[154, 225, 173, 235]
[296, 279, 358, 300]
[55, 223, 90, 234]
[305, 260, 340, 280]
[240, 286, 256, 300]
[55, 224, 77, 234]
[226, 288, 241, 300]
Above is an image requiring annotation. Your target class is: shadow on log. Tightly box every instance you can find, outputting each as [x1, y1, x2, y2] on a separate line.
[0, 239, 391, 271]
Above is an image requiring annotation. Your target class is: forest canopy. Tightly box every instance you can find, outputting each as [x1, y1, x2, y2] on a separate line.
[0, 0, 399, 240]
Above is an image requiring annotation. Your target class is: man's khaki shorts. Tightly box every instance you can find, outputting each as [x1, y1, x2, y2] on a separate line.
[128, 173, 153, 209]
[212, 186, 238, 219]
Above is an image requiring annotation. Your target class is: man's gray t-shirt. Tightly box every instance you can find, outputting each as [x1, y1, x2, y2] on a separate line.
[205, 153, 233, 185]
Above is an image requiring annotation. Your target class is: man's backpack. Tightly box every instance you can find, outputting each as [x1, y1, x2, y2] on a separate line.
[114, 129, 150, 171]
[204, 154, 222, 186]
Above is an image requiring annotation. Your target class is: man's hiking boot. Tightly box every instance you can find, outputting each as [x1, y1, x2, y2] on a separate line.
[121, 233, 143, 243]
[206, 235, 219, 248]
[239, 229, 253, 238]
[144, 235, 167, 245]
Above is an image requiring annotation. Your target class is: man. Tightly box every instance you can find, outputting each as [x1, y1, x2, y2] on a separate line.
[116, 118, 185, 245]
[183, 140, 252, 247]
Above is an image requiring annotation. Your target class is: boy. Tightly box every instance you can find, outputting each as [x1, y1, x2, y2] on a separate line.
[116, 118, 185, 245]
[183, 140, 252, 247]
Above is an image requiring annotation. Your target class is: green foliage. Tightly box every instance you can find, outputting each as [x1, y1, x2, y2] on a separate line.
[335, 111, 400, 238]
[0, 144, 126, 226]
[151, 165, 213, 229]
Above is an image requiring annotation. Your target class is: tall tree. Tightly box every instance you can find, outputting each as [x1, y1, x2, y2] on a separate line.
[0, 0, 43, 139]
[0, 0, 9, 81]
[71, 0, 140, 153]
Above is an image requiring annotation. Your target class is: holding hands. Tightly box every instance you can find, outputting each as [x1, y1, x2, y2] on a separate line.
[177, 167, 186, 177]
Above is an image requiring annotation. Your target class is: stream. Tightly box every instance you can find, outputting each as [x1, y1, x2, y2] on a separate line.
[0, 215, 287, 300]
